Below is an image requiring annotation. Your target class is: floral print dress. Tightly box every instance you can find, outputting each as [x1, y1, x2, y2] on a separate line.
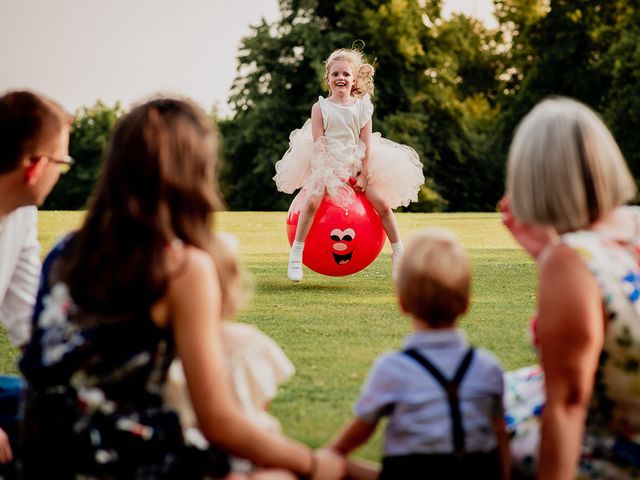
[506, 206, 640, 479]
[564, 207, 640, 479]
[18, 237, 229, 479]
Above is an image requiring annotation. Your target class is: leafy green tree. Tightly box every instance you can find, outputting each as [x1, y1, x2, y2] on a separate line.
[493, 0, 549, 97]
[496, 1, 637, 126]
[220, 0, 505, 211]
[421, 14, 505, 211]
[218, 7, 326, 210]
[600, 3, 640, 180]
[219, 0, 444, 211]
[43, 102, 122, 210]
[496, 0, 640, 191]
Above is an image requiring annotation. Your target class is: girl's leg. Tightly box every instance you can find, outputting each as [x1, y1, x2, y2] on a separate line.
[288, 194, 323, 282]
[294, 194, 323, 243]
[364, 184, 403, 278]
[364, 184, 400, 243]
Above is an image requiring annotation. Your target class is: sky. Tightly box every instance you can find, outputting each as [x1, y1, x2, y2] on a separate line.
[0, 0, 495, 117]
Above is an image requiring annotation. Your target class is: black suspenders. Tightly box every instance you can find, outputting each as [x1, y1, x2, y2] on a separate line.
[403, 347, 475, 456]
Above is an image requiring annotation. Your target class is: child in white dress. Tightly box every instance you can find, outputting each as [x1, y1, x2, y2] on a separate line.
[164, 322, 295, 474]
[273, 48, 424, 282]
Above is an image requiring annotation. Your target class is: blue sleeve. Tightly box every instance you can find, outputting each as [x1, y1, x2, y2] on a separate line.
[477, 349, 506, 418]
[19, 234, 74, 380]
[354, 353, 404, 424]
[31, 234, 73, 328]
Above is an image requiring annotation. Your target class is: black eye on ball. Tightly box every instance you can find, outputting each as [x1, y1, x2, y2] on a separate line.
[343, 235, 353, 242]
[330, 235, 340, 241]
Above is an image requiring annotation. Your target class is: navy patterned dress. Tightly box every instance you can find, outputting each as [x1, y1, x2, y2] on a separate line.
[18, 236, 229, 479]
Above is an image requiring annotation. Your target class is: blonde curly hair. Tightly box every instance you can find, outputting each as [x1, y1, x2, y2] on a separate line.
[324, 48, 375, 98]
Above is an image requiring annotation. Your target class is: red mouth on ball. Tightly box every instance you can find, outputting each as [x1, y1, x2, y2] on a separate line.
[332, 251, 353, 265]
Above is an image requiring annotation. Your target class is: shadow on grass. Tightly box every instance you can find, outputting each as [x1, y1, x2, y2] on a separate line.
[258, 280, 355, 292]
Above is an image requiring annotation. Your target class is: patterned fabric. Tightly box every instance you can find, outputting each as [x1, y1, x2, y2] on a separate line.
[18, 236, 227, 479]
[504, 365, 544, 477]
[561, 208, 640, 479]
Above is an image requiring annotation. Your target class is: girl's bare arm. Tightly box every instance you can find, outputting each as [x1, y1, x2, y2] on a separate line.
[169, 247, 344, 478]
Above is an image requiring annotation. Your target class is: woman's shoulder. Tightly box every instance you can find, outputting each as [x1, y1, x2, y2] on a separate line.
[539, 240, 588, 274]
[171, 241, 208, 264]
[166, 243, 216, 287]
[537, 242, 601, 319]
[152, 244, 217, 329]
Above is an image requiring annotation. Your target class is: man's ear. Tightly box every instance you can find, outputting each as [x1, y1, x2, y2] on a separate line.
[23, 157, 46, 185]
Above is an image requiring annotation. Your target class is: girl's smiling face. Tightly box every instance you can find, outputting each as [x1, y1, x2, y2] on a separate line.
[328, 61, 354, 96]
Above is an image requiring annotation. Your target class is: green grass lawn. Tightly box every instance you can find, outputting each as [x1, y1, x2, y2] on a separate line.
[1, 211, 537, 461]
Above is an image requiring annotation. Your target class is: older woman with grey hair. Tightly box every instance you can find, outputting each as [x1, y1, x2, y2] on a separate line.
[501, 96, 639, 479]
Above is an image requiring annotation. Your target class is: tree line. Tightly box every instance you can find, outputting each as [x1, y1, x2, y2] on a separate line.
[44, 0, 640, 212]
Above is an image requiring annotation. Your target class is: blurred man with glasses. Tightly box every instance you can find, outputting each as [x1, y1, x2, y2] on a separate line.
[0, 90, 71, 469]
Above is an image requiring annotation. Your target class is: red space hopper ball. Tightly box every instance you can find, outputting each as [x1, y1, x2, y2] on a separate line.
[286, 190, 386, 276]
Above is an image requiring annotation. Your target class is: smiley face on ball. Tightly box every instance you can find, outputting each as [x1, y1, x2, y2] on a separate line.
[329, 228, 355, 265]
[287, 192, 386, 276]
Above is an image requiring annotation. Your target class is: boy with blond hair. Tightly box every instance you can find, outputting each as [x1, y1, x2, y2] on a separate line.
[330, 228, 509, 480]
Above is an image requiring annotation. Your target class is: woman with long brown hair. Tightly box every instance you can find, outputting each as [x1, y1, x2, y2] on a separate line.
[19, 97, 343, 479]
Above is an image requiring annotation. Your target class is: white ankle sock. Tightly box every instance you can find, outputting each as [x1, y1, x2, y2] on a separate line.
[288, 241, 305, 282]
[291, 240, 305, 257]
[391, 241, 403, 256]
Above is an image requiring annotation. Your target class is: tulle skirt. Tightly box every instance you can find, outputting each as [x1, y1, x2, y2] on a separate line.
[273, 120, 424, 210]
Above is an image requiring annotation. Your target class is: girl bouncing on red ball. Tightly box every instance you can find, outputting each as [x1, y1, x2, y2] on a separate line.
[274, 47, 425, 282]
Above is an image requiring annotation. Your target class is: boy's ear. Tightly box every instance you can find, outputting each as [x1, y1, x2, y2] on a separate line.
[461, 296, 470, 315]
[23, 157, 46, 185]
[398, 296, 410, 314]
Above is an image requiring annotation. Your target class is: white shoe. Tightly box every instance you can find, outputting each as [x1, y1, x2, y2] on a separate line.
[287, 254, 303, 282]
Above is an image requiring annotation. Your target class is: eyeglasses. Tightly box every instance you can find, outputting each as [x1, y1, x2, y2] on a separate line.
[31, 154, 75, 174]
